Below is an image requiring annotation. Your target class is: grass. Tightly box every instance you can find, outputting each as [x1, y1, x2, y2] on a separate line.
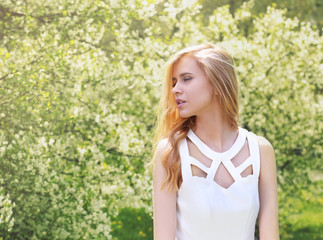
[287, 202, 323, 240]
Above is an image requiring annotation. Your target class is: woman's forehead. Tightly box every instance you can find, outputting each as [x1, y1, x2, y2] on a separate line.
[173, 55, 201, 77]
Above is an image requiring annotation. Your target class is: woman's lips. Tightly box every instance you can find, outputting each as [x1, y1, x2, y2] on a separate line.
[176, 99, 186, 107]
[177, 102, 185, 107]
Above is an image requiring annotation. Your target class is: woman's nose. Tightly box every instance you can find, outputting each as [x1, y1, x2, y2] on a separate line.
[172, 82, 182, 95]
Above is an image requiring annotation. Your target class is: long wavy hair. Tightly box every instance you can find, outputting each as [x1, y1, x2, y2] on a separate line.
[153, 43, 239, 191]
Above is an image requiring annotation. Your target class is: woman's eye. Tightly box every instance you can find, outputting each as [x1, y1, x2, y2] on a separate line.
[183, 77, 192, 81]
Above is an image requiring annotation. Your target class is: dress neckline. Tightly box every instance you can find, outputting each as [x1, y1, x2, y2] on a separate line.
[187, 127, 246, 161]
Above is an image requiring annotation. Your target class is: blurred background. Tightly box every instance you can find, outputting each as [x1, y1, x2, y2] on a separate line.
[0, 0, 322, 239]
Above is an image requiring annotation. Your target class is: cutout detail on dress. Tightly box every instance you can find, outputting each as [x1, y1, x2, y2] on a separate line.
[185, 128, 254, 189]
[213, 162, 235, 189]
[241, 165, 253, 178]
[191, 164, 207, 178]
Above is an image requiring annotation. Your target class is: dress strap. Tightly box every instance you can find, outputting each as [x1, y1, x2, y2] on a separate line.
[222, 160, 243, 181]
[246, 132, 261, 178]
[235, 156, 252, 174]
[188, 157, 209, 173]
[179, 138, 193, 181]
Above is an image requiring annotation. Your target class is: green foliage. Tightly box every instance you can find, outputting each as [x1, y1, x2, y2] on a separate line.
[0, 0, 322, 239]
[110, 207, 153, 240]
[288, 203, 323, 240]
[279, 185, 323, 240]
[199, 0, 323, 34]
[0, 183, 15, 238]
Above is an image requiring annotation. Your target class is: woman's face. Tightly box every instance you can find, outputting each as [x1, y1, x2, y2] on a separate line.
[172, 55, 216, 118]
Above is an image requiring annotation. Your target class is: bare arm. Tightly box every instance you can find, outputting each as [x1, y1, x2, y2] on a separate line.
[258, 136, 279, 240]
[153, 139, 177, 240]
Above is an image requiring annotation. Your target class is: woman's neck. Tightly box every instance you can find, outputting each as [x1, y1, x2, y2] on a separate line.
[193, 111, 238, 153]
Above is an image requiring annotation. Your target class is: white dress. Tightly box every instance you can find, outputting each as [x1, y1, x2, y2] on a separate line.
[176, 127, 260, 240]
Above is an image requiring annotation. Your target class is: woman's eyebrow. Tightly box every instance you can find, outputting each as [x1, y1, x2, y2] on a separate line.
[179, 72, 192, 77]
[172, 72, 193, 80]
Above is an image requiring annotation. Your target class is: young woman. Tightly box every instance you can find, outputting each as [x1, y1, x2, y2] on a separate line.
[152, 43, 279, 240]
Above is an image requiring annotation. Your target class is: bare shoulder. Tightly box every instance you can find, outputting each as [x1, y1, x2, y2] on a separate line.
[256, 136, 276, 169]
[257, 135, 272, 147]
[154, 138, 171, 160]
[153, 138, 171, 171]
[257, 136, 274, 153]
[156, 138, 171, 151]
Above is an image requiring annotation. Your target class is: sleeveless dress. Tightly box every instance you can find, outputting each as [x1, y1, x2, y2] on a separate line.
[176, 127, 260, 240]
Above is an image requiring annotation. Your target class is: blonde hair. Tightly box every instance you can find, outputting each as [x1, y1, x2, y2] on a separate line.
[153, 43, 239, 191]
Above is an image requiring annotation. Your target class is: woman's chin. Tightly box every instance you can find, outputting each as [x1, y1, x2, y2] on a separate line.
[179, 111, 193, 118]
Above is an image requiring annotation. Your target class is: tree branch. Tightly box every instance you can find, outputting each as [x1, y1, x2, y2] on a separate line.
[0, 81, 38, 106]
[107, 148, 142, 158]
[0, 5, 76, 24]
